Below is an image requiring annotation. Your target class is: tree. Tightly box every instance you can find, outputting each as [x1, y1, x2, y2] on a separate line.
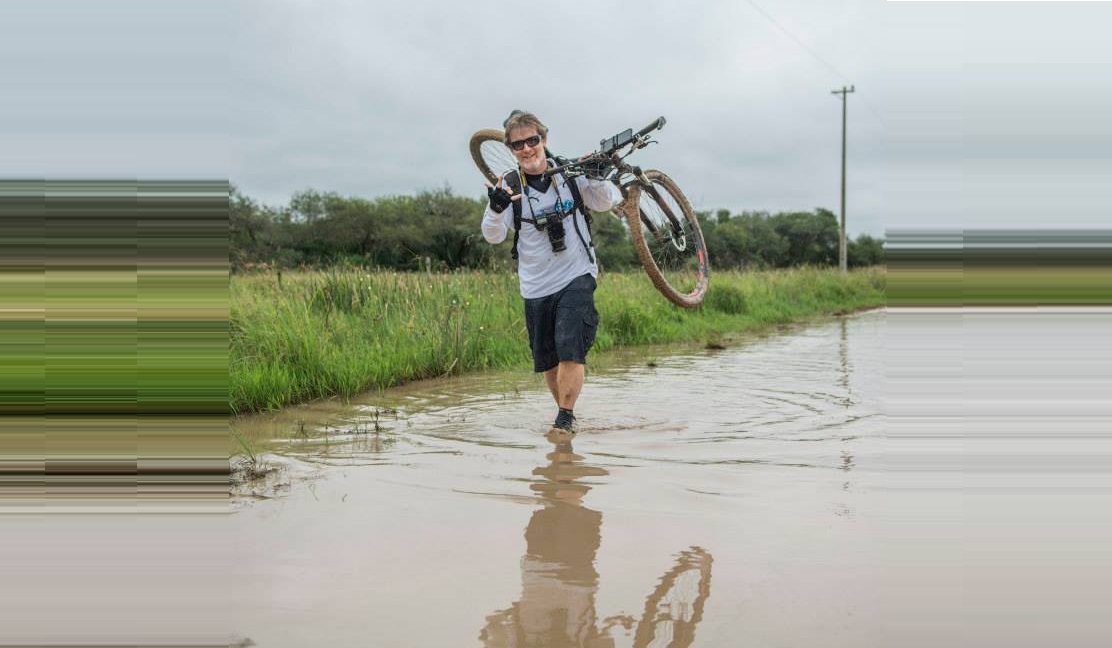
[768, 209, 839, 267]
[229, 185, 278, 269]
[848, 234, 885, 267]
[592, 211, 639, 271]
[229, 184, 876, 272]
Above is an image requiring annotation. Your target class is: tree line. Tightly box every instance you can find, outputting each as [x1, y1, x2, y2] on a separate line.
[231, 186, 884, 272]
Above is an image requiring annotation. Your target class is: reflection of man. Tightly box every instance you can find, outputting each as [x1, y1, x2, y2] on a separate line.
[480, 437, 714, 648]
[480, 438, 612, 647]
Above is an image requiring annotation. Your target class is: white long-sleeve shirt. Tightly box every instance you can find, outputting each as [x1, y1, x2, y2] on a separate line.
[482, 172, 623, 299]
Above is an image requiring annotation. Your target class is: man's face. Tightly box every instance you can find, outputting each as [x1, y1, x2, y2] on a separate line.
[508, 126, 547, 175]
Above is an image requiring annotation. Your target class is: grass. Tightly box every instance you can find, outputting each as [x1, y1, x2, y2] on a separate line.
[231, 267, 886, 414]
[230, 426, 275, 483]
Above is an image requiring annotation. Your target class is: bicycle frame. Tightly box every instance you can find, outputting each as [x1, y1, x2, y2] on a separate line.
[544, 117, 688, 245]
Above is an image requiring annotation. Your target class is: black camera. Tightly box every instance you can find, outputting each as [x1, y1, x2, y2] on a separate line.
[531, 199, 573, 253]
[546, 219, 567, 252]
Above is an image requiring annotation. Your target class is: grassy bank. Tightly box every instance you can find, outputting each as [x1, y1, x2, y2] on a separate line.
[231, 267, 885, 413]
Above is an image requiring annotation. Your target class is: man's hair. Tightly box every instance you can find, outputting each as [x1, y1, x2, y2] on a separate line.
[503, 110, 548, 144]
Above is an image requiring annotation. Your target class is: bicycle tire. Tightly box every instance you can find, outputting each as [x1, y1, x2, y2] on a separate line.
[469, 128, 517, 184]
[625, 170, 710, 308]
[631, 546, 713, 648]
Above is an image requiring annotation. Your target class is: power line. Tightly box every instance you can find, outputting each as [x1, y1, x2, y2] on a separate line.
[741, 0, 851, 83]
[741, 0, 885, 127]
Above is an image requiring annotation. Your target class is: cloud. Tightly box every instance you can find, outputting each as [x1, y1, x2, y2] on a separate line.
[5, 0, 1112, 236]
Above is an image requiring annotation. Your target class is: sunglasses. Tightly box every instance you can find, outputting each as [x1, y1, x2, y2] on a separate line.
[509, 135, 542, 151]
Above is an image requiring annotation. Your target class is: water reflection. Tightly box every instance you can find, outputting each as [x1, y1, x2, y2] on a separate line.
[481, 434, 713, 648]
[838, 317, 852, 406]
[630, 547, 714, 648]
[480, 434, 607, 647]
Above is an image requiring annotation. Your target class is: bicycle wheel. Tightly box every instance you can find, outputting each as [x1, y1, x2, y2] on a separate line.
[627, 170, 710, 308]
[631, 546, 713, 648]
[469, 128, 517, 184]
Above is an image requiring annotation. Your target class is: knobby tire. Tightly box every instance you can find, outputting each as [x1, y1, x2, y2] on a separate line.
[470, 129, 516, 184]
[624, 170, 710, 308]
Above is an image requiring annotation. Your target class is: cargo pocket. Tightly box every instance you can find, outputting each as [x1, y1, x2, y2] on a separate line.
[582, 306, 599, 353]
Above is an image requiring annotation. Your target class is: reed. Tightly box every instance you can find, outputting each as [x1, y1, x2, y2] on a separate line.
[231, 267, 885, 413]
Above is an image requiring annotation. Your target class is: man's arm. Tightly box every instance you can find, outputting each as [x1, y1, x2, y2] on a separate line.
[577, 176, 623, 213]
[482, 204, 511, 244]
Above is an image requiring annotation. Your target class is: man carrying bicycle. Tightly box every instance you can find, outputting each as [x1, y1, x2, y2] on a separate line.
[482, 110, 623, 434]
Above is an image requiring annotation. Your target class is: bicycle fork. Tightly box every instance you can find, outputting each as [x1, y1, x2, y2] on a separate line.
[617, 170, 688, 250]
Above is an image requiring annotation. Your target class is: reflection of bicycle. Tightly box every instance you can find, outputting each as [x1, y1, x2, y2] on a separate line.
[630, 546, 714, 648]
[470, 117, 710, 308]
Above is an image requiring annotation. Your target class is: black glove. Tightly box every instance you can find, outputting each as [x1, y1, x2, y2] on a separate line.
[488, 185, 513, 213]
[582, 154, 613, 180]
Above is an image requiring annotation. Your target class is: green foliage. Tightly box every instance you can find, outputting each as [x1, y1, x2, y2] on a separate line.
[768, 208, 839, 267]
[697, 208, 838, 270]
[231, 186, 493, 272]
[849, 233, 885, 267]
[230, 187, 884, 273]
[704, 283, 748, 314]
[231, 267, 886, 413]
[230, 185, 282, 268]
[591, 210, 640, 270]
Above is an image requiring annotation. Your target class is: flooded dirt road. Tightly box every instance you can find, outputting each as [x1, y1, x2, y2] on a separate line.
[231, 311, 886, 647]
[228, 308, 1112, 647]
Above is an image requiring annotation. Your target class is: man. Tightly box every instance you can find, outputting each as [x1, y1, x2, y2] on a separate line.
[482, 110, 622, 434]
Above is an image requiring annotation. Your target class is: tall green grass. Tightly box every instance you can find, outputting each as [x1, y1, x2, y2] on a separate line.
[231, 267, 885, 413]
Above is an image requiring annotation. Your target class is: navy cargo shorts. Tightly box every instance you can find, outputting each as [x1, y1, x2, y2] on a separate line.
[523, 273, 599, 373]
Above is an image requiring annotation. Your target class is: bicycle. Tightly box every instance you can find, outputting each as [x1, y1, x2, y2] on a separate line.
[469, 117, 710, 308]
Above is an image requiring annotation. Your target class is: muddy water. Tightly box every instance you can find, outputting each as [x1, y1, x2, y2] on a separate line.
[229, 312, 884, 647]
[228, 309, 1112, 647]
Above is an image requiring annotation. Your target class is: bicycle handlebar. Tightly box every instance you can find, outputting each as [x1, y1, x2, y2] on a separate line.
[543, 116, 667, 178]
[636, 116, 666, 138]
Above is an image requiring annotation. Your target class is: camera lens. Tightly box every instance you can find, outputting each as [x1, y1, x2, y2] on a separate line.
[548, 220, 566, 252]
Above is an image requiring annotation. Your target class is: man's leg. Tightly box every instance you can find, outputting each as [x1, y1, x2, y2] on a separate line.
[555, 360, 585, 410]
[544, 367, 559, 404]
[549, 274, 597, 431]
[546, 361, 584, 432]
[544, 362, 584, 409]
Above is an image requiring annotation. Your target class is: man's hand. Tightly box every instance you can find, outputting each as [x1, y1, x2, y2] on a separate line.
[485, 176, 520, 213]
[578, 152, 615, 180]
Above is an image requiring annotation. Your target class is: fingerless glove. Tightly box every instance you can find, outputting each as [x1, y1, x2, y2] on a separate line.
[488, 185, 513, 213]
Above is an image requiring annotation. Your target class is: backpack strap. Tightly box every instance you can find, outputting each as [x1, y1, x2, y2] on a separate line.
[562, 175, 593, 234]
[560, 175, 595, 264]
[503, 163, 595, 264]
[503, 171, 523, 261]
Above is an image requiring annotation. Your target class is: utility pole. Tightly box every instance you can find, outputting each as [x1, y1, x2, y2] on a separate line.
[831, 85, 854, 273]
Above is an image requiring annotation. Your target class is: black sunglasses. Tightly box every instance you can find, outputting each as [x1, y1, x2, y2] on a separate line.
[509, 135, 542, 151]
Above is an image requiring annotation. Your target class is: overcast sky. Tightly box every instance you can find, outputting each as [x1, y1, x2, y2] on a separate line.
[4, 0, 1112, 236]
